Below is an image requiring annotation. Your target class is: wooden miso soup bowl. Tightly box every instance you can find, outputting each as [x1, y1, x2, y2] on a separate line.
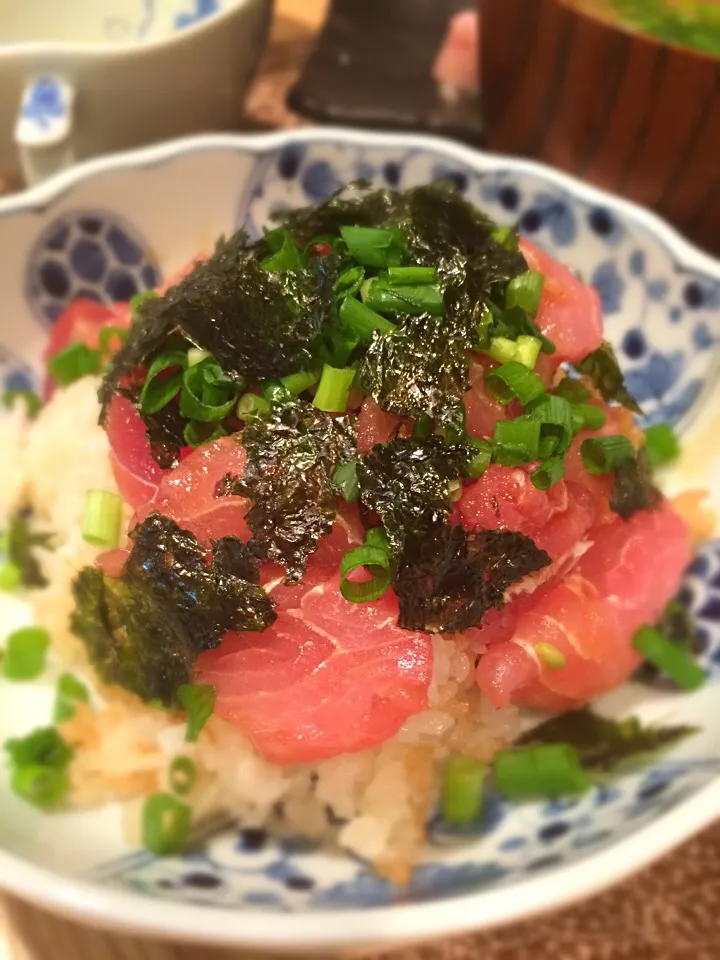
[481, 0, 720, 255]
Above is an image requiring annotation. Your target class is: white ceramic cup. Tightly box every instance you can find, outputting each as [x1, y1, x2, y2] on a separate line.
[1, 0, 274, 187]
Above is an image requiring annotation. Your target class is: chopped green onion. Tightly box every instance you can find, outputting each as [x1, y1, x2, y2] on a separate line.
[467, 438, 492, 479]
[492, 226, 520, 250]
[11, 764, 69, 809]
[2, 389, 41, 419]
[333, 460, 360, 503]
[263, 225, 291, 253]
[572, 403, 607, 433]
[177, 683, 217, 743]
[260, 229, 303, 273]
[139, 349, 187, 415]
[644, 423, 680, 469]
[581, 435, 635, 474]
[387, 266, 437, 285]
[82, 490, 123, 549]
[180, 360, 242, 423]
[280, 369, 319, 396]
[535, 642, 566, 669]
[492, 418, 541, 466]
[339, 296, 397, 341]
[129, 290, 158, 323]
[236, 393, 270, 420]
[48, 341, 102, 388]
[506, 270, 544, 316]
[169, 756, 197, 797]
[183, 421, 226, 449]
[313, 364, 356, 413]
[632, 626, 706, 691]
[529, 395, 576, 457]
[2, 626, 50, 681]
[361, 278, 444, 317]
[364, 526, 391, 553]
[340, 540, 392, 603]
[261, 380, 292, 405]
[335, 265, 366, 301]
[494, 744, 590, 800]
[187, 347, 211, 368]
[98, 325, 129, 357]
[4, 727, 73, 769]
[54, 673, 90, 723]
[554, 377, 592, 404]
[442, 756, 487, 825]
[484, 362, 546, 407]
[142, 792, 192, 856]
[0, 561, 22, 591]
[531, 458, 566, 491]
[488, 337, 518, 365]
[339, 225, 407, 268]
[514, 335, 542, 371]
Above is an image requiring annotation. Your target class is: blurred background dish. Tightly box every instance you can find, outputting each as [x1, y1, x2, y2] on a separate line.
[482, 0, 720, 256]
[0, 0, 273, 188]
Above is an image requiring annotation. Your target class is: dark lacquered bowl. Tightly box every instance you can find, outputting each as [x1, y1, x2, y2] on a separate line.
[481, 0, 720, 256]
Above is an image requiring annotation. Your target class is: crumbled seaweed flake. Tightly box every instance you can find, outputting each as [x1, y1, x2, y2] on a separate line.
[575, 341, 643, 414]
[70, 513, 275, 704]
[516, 706, 697, 773]
[359, 314, 471, 427]
[610, 448, 661, 521]
[100, 229, 339, 421]
[357, 437, 471, 552]
[272, 180, 405, 245]
[230, 399, 356, 581]
[5, 510, 53, 588]
[393, 523, 551, 633]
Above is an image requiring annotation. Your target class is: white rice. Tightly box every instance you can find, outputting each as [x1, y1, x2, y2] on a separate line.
[3, 379, 518, 877]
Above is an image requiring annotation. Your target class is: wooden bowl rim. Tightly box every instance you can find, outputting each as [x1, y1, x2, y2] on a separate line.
[553, 0, 720, 65]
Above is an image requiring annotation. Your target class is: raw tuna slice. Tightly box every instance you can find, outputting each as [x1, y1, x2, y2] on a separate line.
[106, 394, 166, 510]
[519, 238, 603, 363]
[457, 464, 596, 560]
[475, 500, 692, 709]
[263, 504, 364, 612]
[134, 436, 250, 543]
[356, 398, 402, 453]
[197, 578, 433, 764]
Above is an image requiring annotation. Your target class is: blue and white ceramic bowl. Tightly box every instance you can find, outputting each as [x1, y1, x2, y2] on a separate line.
[1, 130, 719, 953]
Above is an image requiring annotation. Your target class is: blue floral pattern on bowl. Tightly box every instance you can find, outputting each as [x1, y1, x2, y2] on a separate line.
[25, 211, 161, 323]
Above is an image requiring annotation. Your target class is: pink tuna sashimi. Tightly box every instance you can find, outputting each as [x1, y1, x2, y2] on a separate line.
[106, 394, 167, 510]
[464, 360, 511, 439]
[475, 500, 692, 709]
[356, 398, 402, 453]
[263, 504, 365, 612]
[134, 436, 250, 544]
[196, 577, 433, 764]
[519, 238, 603, 363]
[457, 464, 596, 560]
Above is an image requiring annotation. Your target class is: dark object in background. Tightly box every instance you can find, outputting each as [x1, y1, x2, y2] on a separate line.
[482, 0, 720, 257]
[288, 0, 483, 146]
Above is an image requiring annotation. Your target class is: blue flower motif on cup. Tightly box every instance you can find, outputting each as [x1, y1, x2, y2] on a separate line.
[25, 211, 162, 323]
[174, 0, 220, 31]
[20, 78, 66, 130]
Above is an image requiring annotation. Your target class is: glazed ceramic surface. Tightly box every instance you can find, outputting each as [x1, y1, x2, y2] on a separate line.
[0, 0, 272, 188]
[0, 130, 719, 953]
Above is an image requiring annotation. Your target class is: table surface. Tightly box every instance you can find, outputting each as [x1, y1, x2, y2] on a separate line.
[2, 2, 720, 957]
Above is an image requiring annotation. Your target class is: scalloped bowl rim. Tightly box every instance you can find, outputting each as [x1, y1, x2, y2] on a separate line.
[0, 128, 719, 951]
